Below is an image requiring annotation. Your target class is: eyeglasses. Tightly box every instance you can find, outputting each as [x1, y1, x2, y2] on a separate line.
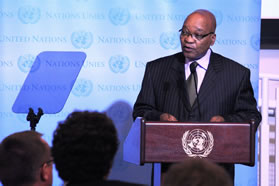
[179, 29, 214, 41]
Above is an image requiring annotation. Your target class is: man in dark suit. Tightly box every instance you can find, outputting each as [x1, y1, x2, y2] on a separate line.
[133, 9, 261, 183]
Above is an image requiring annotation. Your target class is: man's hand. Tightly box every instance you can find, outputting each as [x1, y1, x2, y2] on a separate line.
[160, 113, 178, 121]
[210, 115, 225, 122]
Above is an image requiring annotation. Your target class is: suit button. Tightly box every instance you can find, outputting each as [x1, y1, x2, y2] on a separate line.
[188, 113, 195, 120]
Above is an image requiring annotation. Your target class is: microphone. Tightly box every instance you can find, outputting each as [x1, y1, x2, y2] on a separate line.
[190, 62, 201, 120]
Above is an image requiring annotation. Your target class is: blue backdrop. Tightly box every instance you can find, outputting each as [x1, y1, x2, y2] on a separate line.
[0, 0, 261, 185]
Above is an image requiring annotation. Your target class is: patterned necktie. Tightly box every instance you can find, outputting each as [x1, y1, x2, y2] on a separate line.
[186, 61, 198, 107]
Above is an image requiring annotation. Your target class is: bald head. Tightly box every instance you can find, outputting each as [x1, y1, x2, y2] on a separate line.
[0, 131, 53, 186]
[187, 9, 216, 33]
[163, 159, 233, 186]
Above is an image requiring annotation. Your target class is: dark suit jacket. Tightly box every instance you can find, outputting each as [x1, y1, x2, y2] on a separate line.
[133, 51, 261, 129]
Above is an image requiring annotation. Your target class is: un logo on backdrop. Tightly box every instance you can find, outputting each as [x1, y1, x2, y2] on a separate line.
[109, 55, 130, 73]
[209, 9, 223, 26]
[108, 8, 130, 26]
[250, 34, 260, 51]
[18, 6, 40, 24]
[160, 32, 180, 50]
[71, 78, 93, 97]
[17, 54, 40, 73]
[71, 31, 93, 49]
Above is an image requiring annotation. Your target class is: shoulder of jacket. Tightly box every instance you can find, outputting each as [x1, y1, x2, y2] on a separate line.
[212, 52, 250, 72]
[147, 52, 183, 66]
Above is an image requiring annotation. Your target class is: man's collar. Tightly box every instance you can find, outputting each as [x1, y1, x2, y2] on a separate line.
[185, 49, 211, 70]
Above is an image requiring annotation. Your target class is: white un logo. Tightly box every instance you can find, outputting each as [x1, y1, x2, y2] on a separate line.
[109, 55, 130, 73]
[71, 31, 93, 49]
[18, 6, 40, 24]
[17, 54, 40, 73]
[160, 32, 180, 50]
[250, 34, 260, 51]
[71, 79, 93, 97]
[108, 8, 130, 26]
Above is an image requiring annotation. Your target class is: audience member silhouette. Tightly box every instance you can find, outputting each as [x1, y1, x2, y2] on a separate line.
[0, 131, 53, 186]
[162, 158, 233, 186]
[52, 111, 144, 186]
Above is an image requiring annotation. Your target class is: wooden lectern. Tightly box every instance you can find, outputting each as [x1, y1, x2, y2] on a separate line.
[123, 117, 256, 186]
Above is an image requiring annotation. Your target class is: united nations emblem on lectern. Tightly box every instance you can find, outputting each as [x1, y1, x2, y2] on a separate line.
[182, 129, 214, 158]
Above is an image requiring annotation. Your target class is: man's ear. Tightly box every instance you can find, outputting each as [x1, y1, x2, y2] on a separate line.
[210, 34, 216, 46]
[40, 163, 50, 181]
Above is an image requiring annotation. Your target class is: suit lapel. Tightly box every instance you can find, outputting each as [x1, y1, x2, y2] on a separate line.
[170, 53, 192, 111]
[194, 52, 223, 108]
